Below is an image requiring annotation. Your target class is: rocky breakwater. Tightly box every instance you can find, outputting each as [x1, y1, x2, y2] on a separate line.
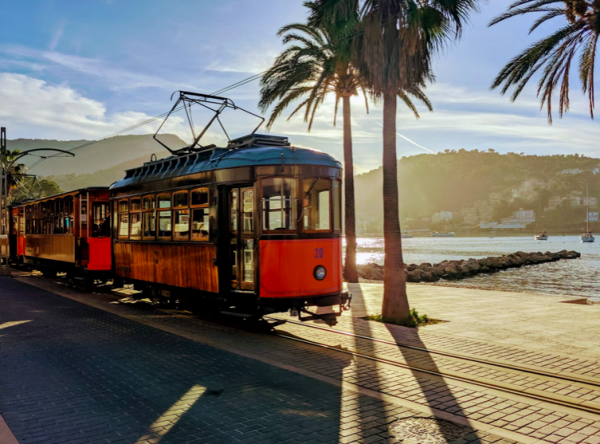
[356, 250, 581, 283]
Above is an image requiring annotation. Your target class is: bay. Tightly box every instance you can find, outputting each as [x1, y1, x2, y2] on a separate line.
[351, 236, 600, 298]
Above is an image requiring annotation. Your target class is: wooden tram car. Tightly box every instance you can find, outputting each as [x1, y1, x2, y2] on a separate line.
[6, 188, 112, 281]
[110, 133, 350, 317]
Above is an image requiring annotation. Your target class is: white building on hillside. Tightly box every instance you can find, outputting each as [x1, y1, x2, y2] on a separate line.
[561, 168, 583, 175]
[571, 196, 582, 207]
[583, 197, 598, 207]
[513, 209, 535, 222]
[548, 196, 565, 210]
[588, 212, 599, 222]
[432, 211, 453, 223]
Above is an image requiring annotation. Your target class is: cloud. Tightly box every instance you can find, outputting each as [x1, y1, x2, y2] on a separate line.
[0, 46, 197, 91]
[0, 73, 229, 145]
[49, 21, 66, 51]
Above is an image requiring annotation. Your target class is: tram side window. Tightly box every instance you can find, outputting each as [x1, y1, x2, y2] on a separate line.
[191, 188, 209, 242]
[64, 196, 74, 235]
[302, 178, 331, 232]
[242, 189, 254, 233]
[118, 199, 129, 239]
[129, 198, 142, 240]
[142, 195, 156, 239]
[157, 193, 172, 238]
[333, 180, 341, 232]
[261, 178, 297, 232]
[173, 191, 189, 241]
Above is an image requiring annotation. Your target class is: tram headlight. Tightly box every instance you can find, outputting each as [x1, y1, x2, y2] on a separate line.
[314, 265, 327, 281]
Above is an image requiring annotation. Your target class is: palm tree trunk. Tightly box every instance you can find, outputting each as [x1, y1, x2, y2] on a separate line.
[381, 90, 410, 323]
[342, 95, 359, 283]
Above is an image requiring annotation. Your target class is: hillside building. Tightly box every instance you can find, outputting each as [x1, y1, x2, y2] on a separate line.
[583, 196, 598, 207]
[571, 196, 582, 207]
[548, 196, 566, 210]
[432, 211, 453, 223]
[561, 168, 583, 175]
[478, 207, 493, 224]
[488, 193, 502, 206]
[461, 207, 479, 226]
[588, 212, 599, 222]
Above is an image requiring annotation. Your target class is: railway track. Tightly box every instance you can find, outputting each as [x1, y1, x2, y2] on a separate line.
[266, 316, 600, 417]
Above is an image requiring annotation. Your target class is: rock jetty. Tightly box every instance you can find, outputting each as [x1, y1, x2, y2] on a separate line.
[356, 250, 581, 283]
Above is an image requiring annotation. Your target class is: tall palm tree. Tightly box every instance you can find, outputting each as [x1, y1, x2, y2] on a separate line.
[259, 11, 369, 283]
[312, 0, 477, 324]
[490, 1, 600, 123]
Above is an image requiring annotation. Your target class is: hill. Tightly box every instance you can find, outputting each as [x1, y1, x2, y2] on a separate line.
[354, 149, 600, 233]
[7, 134, 187, 176]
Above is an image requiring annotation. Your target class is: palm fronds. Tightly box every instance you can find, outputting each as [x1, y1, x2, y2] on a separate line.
[490, 0, 600, 122]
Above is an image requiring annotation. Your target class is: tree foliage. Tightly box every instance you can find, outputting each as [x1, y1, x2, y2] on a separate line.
[490, 0, 600, 122]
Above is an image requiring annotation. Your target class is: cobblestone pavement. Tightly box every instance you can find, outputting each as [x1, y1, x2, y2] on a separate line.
[0, 277, 520, 444]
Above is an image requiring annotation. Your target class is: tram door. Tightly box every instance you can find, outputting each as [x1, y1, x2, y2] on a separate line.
[228, 187, 256, 292]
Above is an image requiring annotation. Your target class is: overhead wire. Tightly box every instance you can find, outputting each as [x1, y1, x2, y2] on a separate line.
[26, 72, 268, 171]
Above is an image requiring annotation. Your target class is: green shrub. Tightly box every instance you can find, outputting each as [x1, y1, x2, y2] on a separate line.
[364, 308, 439, 327]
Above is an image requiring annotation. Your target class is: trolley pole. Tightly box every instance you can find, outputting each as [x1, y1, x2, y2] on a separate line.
[0, 126, 11, 276]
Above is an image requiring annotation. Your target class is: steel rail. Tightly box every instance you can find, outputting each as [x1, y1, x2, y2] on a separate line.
[265, 316, 600, 389]
[271, 330, 600, 417]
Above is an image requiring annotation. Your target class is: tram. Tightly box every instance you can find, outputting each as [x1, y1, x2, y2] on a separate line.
[110, 133, 350, 317]
[11, 187, 112, 281]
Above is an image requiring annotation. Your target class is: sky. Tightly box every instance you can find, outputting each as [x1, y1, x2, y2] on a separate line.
[0, 0, 599, 174]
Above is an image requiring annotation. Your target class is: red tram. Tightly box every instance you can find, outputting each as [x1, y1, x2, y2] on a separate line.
[110, 133, 350, 317]
[8, 188, 112, 281]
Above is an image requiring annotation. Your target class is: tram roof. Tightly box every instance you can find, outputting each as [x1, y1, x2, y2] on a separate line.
[110, 142, 342, 190]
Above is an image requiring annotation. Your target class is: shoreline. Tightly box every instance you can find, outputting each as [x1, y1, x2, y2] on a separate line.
[357, 278, 590, 299]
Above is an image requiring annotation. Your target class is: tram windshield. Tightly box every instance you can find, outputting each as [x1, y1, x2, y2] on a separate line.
[261, 178, 297, 232]
[302, 178, 331, 232]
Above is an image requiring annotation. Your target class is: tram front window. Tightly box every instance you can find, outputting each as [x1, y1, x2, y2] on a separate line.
[261, 178, 297, 232]
[303, 178, 331, 232]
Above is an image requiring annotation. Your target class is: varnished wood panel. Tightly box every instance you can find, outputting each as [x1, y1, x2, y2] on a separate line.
[25, 235, 75, 263]
[0, 235, 8, 257]
[114, 242, 218, 293]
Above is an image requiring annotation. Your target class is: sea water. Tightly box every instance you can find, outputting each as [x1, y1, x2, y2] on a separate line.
[350, 236, 600, 298]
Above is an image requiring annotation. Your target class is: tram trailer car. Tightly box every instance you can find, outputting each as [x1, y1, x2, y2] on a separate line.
[110, 134, 351, 317]
[11, 188, 112, 281]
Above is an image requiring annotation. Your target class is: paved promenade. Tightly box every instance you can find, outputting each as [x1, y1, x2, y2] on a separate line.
[1, 275, 599, 443]
[345, 283, 600, 359]
[0, 277, 513, 444]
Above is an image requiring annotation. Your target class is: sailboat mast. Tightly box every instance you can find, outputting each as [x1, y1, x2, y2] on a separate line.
[587, 184, 590, 233]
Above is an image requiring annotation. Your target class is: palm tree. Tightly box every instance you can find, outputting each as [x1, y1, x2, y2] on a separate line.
[312, 0, 477, 324]
[0, 148, 25, 196]
[490, 1, 600, 123]
[258, 10, 369, 283]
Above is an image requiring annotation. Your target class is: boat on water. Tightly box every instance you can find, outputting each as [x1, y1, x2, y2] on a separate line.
[581, 232, 595, 243]
[431, 212, 455, 237]
[580, 184, 595, 243]
[534, 231, 548, 241]
[401, 232, 414, 238]
[430, 231, 455, 237]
